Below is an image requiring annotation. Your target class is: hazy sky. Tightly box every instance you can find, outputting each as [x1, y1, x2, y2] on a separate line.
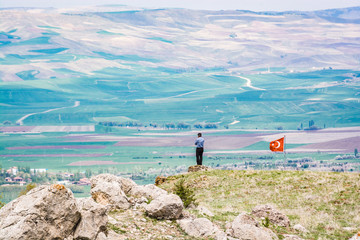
[1, 0, 360, 11]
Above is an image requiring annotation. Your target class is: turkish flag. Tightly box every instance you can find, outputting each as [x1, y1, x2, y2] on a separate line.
[270, 137, 284, 152]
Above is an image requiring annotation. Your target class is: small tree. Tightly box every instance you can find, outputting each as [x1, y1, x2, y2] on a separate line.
[355, 148, 358, 157]
[174, 178, 196, 208]
[309, 120, 315, 128]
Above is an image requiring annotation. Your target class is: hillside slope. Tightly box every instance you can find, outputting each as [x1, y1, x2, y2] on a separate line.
[159, 169, 360, 239]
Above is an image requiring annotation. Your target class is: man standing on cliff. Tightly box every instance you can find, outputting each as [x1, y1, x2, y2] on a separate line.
[195, 133, 205, 165]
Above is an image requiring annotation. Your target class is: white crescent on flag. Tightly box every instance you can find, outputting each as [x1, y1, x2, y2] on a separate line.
[270, 137, 284, 152]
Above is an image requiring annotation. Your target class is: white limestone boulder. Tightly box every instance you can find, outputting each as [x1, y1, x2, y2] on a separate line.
[145, 193, 183, 220]
[90, 174, 130, 209]
[0, 184, 80, 240]
[74, 197, 108, 240]
[227, 212, 278, 240]
[129, 184, 168, 200]
[178, 218, 217, 238]
[252, 204, 290, 227]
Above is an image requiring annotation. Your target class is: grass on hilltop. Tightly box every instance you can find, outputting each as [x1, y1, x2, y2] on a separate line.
[159, 169, 360, 240]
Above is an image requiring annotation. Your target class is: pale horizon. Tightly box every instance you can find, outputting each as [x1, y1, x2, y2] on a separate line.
[1, 0, 360, 12]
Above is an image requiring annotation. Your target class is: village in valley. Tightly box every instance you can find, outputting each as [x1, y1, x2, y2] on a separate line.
[1, 151, 359, 189]
[0, 166, 91, 187]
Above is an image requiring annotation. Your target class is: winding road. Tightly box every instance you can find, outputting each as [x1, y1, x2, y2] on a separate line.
[238, 76, 265, 91]
[16, 101, 80, 125]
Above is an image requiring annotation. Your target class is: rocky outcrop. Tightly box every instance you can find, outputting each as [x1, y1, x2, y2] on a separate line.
[0, 173, 189, 240]
[252, 204, 290, 227]
[178, 218, 218, 238]
[226, 212, 278, 240]
[0, 173, 299, 240]
[155, 176, 167, 186]
[188, 165, 211, 172]
[90, 174, 131, 209]
[145, 193, 183, 219]
[74, 197, 108, 240]
[118, 176, 137, 195]
[129, 184, 168, 200]
[0, 184, 80, 240]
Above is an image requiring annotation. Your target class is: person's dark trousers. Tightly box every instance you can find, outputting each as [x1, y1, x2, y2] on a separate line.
[196, 147, 204, 165]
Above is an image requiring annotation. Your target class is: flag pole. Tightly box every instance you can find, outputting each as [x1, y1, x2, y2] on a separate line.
[283, 135, 287, 166]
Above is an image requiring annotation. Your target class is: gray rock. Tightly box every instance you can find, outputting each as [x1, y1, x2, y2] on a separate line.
[227, 212, 278, 240]
[197, 205, 214, 217]
[95, 232, 107, 240]
[129, 184, 167, 200]
[180, 209, 196, 219]
[252, 204, 290, 227]
[214, 230, 227, 240]
[0, 184, 80, 240]
[178, 217, 237, 240]
[178, 218, 217, 238]
[107, 216, 118, 225]
[74, 197, 108, 240]
[118, 176, 137, 195]
[293, 224, 308, 233]
[188, 165, 211, 172]
[145, 193, 183, 219]
[90, 174, 130, 209]
[283, 234, 304, 240]
[234, 212, 260, 226]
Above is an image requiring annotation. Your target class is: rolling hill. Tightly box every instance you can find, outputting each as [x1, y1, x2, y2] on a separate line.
[0, 6, 359, 129]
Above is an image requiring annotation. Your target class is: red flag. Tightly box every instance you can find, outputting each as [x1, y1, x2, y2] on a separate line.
[270, 137, 284, 152]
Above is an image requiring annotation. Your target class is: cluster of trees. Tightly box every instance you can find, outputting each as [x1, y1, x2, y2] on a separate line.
[97, 121, 218, 130]
[164, 122, 218, 129]
[193, 123, 218, 129]
[296, 120, 323, 131]
[98, 121, 142, 127]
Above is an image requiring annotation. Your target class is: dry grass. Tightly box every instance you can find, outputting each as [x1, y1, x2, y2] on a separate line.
[107, 209, 204, 240]
[160, 170, 360, 240]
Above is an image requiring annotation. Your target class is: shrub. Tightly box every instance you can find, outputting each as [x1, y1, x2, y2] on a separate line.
[18, 183, 36, 197]
[174, 178, 196, 208]
[0, 193, 5, 209]
[262, 216, 270, 228]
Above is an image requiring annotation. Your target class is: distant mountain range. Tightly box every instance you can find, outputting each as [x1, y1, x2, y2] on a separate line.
[0, 6, 359, 129]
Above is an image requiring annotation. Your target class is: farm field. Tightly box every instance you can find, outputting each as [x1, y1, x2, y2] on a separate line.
[1, 69, 360, 131]
[1, 126, 359, 174]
